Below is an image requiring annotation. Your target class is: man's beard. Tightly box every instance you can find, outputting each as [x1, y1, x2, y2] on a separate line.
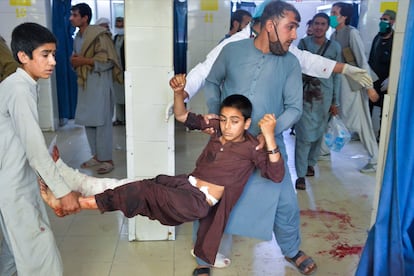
[268, 32, 288, 56]
[268, 24, 289, 56]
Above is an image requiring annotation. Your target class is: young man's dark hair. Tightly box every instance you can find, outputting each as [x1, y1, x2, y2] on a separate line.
[260, 0, 301, 28]
[332, 2, 353, 25]
[312, 12, 330, 25]
[220, 94, 252, 120]
[11, 22, 57, 63]
[71, 2, 92, 24]
[230, 9, 252, 31]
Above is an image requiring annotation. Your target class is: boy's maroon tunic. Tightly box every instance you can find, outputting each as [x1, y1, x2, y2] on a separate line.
[96, 113, 285, 264]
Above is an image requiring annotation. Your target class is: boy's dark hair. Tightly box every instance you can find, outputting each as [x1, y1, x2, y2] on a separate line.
[230, 9, 252, 31]
[220, 94, 252, 120]
[333, 2, 353, 25]
[11, 22, 57, 64]
[71, 3, 93, 24]
[312, 12, 330, 25]
[260, 0, 301, 29]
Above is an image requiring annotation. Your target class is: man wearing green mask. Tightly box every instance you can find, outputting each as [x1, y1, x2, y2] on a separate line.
[330, 2, 379, 173]
[368, 10, 396, 140]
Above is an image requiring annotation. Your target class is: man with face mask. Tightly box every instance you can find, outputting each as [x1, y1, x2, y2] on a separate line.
[330, 2, 379, 173]
[368, 10, 396, 140]
[201, 2, 318, 275]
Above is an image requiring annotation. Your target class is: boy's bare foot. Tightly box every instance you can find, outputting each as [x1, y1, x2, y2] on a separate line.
[38, 178, 65, 217]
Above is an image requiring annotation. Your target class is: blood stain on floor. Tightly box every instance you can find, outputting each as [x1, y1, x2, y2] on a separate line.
[317, 242, 363, 260]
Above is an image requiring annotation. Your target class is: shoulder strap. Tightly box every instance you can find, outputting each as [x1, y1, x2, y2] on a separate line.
[319, 40, 331, 57]
[299, 38, 307, 51]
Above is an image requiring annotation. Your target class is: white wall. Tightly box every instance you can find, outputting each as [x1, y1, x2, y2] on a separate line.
[124, 0, 175, 241]
[186, 0, 231, 115]
[371, 0, 405, 225]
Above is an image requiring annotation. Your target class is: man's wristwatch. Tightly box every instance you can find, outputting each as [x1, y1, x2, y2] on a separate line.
[267, 146, 280, 155]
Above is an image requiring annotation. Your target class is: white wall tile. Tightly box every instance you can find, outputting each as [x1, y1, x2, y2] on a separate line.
[128, 140, 171, 176]
[127, 66, 173, 104]
[124, 0, 174, 179]
[126, 0, 172, 28]
[388, 32, 404, 97]
[125, 27, 173, 68]
[395, 0, 408, 33]
[128, 103, 170, 141]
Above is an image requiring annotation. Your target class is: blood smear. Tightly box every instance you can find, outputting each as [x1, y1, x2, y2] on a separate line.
[300, 209, 354, 227]
[328, 243, 363, 259]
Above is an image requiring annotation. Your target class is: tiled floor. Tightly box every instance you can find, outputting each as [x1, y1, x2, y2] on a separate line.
[5, 119, 377, 275]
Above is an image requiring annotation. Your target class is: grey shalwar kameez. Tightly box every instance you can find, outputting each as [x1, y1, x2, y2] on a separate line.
[0, 68, 73, 275]
[295, 37, 342, 177]
[73, 25, 122, 161]
[204, 38, 303, 258]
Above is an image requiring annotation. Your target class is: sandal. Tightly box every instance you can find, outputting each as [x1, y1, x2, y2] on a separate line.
[285, 250, 317, 275]
[96, 161, 114, 174]
[192, 267, 210, 276]
[80, 157, 101, 168]
[295, 177, 306, 190]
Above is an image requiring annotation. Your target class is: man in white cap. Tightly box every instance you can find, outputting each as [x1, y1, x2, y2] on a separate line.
[95, 17, 111, 32]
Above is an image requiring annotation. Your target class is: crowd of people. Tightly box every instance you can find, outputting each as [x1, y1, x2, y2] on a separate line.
[0, 1, 396, 275]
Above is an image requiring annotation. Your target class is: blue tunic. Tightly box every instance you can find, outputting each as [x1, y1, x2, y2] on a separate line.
[204, 38, 303, 257]
[295, 36, 341, 142]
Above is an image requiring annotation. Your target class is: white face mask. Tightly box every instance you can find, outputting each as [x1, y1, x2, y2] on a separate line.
[115, 28, 124, 35]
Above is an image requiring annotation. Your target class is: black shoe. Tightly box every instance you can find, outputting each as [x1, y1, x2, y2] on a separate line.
[192, 267, 210, 276]
[295, 177, 306, 190]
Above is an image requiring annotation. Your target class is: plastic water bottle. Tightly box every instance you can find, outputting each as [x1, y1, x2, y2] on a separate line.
[332, 136, 345, 152]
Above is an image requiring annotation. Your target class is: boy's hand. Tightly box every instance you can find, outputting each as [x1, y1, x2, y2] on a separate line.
[169, 74, 186, 93]
[201, 114, 220, 135]
[258, 114, 276, 137]
[59, 192, 81, 215]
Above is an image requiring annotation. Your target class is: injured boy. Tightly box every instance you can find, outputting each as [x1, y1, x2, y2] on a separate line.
[40, 74, 285, 274]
